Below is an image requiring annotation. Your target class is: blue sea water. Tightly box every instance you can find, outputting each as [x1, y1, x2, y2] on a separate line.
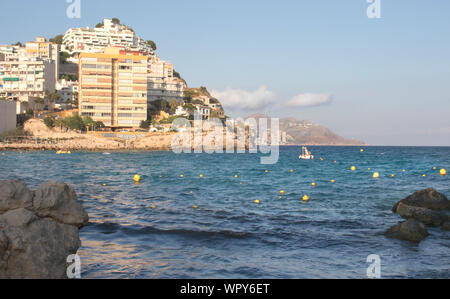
[0, 146, 449, 279]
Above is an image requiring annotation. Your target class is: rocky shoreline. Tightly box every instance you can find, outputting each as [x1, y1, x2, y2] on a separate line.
[385, 188, 450, 242]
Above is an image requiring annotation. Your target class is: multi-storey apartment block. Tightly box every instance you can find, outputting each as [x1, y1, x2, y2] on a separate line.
[63, 19, 153, 55]
[0, 54, 56, 112]
[147, 56, 185, 104]
[25, 36, 60, 81]
[78, 47, 148, 128]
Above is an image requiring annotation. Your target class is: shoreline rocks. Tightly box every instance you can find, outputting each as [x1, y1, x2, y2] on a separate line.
[0, 180, 88, 279]
[385, 188, 449, 242]
[384, 219, 429, 242]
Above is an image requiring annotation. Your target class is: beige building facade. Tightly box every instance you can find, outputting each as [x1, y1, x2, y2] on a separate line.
[78, 47, 148, 128]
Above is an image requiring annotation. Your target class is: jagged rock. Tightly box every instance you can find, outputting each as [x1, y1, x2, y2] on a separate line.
[393, 188, 450, 212]
[384, 219, 429, 242]
[0, 181, 88, 279]
[32, 181, 89, 228]
[0, 181, 33, 213]
[396, 202, 448, 227]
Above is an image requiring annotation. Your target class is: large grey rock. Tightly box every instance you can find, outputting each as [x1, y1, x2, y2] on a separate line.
[396, 202, 448, 227]
[0, 208, 80, 279]
[0, 181, 88, 279]
[384, 219, 429, 242]
[32, 181, 88, 228]
[393, 188, 450, 212]
[0, 180, 33, 213]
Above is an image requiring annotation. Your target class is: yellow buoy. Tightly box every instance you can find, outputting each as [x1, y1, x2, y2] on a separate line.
[302, 195, 309, 202]
[360, 149, 364, 152]
[290, 169, 294, 173]
[312, 182, 316, 187]
[67, 151, 71, 154]
[373, 172, 380, 179]
[422, 174, 427, 177]
[350, 166, 356, 171]
[391, 174, 395, 178]
[254, 200, 260, 204]
[331, 179, 335, 183]
[199, 174, 204, 178]
[433, 167, 437, 170]
[440, 169, 447, 176]
[151, 205, 156, 209]
[368, 168, 371, 171]
[193, 205, 198, 209]
[402, 169, 406, 172]
[102, 183, 107, 186]
[265, 170, 269, 173]
[133, 174, 141, 182]
[280, 190, 285, 195]
[234, 175, 238, 178]
[180, 174, 184, 178]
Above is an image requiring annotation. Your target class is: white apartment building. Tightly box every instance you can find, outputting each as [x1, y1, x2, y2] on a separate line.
[0, 100, 16, 134]
[0, 45, 24, 60]
[147, 55, 185, 103]
[63, 19, 153, 55]
[195, 105, 210, 120]
[0, 55, 56, 112]
[55, 79, 78, 104]
[25, 37, 60, 81]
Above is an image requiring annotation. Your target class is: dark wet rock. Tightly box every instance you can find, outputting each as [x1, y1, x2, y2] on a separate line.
[393, 188, 450, 212]
[0, 181, 88, 279]
[442, 222, 450, 231]
[384, 219, 429, 242]
[396, 202, 448, 227]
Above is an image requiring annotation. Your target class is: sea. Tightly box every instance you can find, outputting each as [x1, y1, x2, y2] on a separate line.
[0, 146, 449, 278]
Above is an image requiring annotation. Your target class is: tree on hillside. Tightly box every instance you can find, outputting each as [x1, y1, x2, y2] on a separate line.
[60, 51, 71, 63]
[49, 35, 64, 45]
[152, 99, 168, 112]
[14, 42, 23, 47]
[169, 99, 179, 114]
[95, 22, 104, 28]
[140, 120, 151, 129]
[173, 70, 181, 78]
[112, 18, 121, 24]
[145, 40, 157, 51]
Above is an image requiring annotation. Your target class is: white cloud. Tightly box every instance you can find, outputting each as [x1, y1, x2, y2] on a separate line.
[286, 93, 333, 108]
[211, 86, 277, 115]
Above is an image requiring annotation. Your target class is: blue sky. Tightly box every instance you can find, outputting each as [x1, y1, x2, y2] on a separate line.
[1, 0, 450, 145]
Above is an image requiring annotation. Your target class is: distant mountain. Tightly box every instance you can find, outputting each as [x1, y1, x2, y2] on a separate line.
[246, 114, 366, 145]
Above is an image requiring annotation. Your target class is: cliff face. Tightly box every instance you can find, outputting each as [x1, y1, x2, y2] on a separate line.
[247, 114, 366, 145]
[279, 118, 365, 145]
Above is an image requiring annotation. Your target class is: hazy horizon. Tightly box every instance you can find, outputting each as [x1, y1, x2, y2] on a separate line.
[1, 0, 449, 146]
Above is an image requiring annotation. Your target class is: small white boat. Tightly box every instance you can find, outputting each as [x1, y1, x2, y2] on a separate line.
[299, 146, 314, 160]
